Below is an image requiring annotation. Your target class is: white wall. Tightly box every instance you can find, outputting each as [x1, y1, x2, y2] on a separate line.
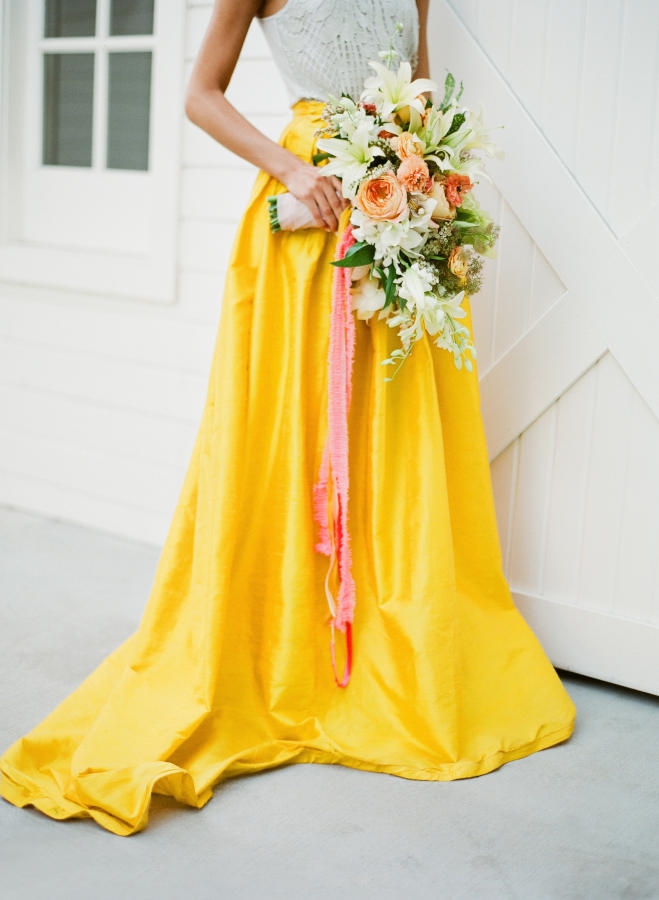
[0, 2, 291, 546]
[436, 0, 659, 692]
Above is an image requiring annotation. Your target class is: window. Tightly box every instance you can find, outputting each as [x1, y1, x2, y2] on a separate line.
[0, 0, 185, 302]
[41, 0, 154, 171]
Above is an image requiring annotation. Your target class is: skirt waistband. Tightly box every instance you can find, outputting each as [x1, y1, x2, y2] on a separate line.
[290, 97, 327, 117]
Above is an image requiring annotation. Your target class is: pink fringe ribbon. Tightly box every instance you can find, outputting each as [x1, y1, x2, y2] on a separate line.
[312, 221, 357, 688]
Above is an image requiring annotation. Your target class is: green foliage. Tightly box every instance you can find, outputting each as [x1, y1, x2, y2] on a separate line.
[445, 112, 465, 137]
[330, 241, 375, 268]
[440, 72, 455, 110]
[383, 264, 397, 309]
[370, 137, 400, 168]
[440, 72, 464, 113]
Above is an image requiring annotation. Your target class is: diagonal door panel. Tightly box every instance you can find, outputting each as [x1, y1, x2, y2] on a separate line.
[429, 0, 659, 693]
[430, 1, 659, 444]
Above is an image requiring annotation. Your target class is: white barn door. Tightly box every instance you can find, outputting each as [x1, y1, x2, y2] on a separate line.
[428, 0, 659, 695]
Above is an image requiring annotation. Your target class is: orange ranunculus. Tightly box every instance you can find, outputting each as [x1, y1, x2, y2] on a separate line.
[444, 173, 473, 207]
[356, 170, 408, 221]
[396, 155, 430, 194]
[393, 131, 425, 160]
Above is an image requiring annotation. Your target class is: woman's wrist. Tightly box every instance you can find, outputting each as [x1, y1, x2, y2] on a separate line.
[268, 148, 306, 187]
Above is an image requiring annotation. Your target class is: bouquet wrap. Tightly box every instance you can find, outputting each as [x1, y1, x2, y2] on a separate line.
[266, 192, 318, 232]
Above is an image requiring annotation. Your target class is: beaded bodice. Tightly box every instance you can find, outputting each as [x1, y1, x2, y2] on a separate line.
[257, 0, 420, 108]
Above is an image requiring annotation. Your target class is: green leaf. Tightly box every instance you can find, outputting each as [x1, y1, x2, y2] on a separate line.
[382, 263, 397, 309]
[441, 72, 455, 110]
[330, 241, 375, 268]
[445, 112, 465, 137]
[312, 151, 331, 165]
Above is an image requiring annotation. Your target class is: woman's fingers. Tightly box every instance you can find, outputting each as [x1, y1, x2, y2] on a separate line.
[319, 193, 339, 230]
[322, 181, 347, 227]
[331, 175, 350, 207]
[307, 198, 326, 230]
[315, 191, 339, 231]
[284, 163, 352, 231]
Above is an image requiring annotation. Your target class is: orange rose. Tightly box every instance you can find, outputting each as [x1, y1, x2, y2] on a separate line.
[396, 155, 430, 193]
[393, 131, 425, 160]
[356, 170, 408, 221]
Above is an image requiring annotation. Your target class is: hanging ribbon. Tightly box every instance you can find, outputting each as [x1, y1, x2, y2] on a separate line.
[312, 216, 357, 688]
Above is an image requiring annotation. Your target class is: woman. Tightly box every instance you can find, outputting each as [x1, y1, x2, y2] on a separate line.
[0, 0, 576, 836]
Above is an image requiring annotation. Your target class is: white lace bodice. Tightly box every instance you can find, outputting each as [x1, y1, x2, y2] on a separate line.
[257, 0, 420, 108]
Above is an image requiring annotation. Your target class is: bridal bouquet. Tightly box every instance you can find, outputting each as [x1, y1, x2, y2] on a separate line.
[267, 36, 503, 381]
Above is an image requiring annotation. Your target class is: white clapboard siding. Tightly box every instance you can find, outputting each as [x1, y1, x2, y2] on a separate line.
[0, 4, 292, 545]
[0, 337, 208, 422]
[0, 386, 199, 468]
[440, 0, 659, 694]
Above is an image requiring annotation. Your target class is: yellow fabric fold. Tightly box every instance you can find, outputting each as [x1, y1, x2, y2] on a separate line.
[0, 98, 576, 836]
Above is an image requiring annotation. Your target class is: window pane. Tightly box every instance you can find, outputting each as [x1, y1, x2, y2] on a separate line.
[44, 0, 96, 37]
[109, 0, 154, 36]
[106, 52, 152, 171]
[42, 53, 94, 167]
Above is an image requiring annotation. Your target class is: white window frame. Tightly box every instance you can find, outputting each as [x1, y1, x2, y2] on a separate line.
[0, 0, 185, 303]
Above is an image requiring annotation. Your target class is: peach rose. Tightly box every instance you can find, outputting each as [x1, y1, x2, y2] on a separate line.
[448, 246, 468, 279]
[396, 155, 430, 194]
[393, 131, 425, 160]
[428, 178, 456, 221]
[356, 170, 408, 221]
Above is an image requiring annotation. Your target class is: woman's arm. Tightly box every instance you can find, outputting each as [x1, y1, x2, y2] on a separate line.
[184, 0, 348, 231]
[413, 0, 431, 84]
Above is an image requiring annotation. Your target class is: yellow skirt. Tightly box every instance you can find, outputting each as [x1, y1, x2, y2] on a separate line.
[0, 99, 576, 836]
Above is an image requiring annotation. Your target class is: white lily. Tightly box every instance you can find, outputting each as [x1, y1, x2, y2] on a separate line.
[458, 104, 505, 160]
[360, 59, 437, 119]
[316, 120, 385, 198]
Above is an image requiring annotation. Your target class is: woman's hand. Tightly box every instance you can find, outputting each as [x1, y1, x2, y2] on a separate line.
[281, 159, 350, 232]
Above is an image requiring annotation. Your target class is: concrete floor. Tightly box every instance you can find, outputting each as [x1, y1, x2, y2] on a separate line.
[0, 505, 657, 900]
